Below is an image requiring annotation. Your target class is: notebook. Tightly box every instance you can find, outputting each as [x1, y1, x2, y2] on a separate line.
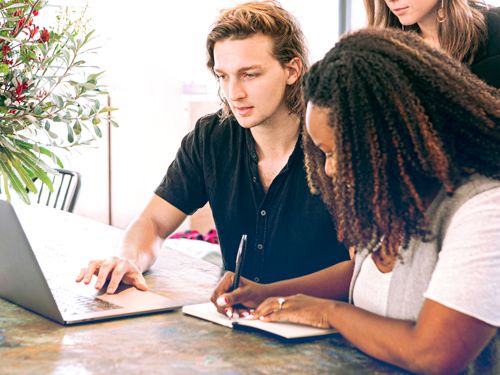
[182, 302, 338, 339]
[0, 199, 186, 325]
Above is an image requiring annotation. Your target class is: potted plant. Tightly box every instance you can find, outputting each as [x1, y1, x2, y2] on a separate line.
[0, 0, 117, 204]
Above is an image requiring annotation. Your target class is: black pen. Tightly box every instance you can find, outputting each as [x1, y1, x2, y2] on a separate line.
[229, 234, 247, 320]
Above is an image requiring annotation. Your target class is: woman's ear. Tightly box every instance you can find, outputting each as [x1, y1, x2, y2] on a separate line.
[285, 57, 302, 85]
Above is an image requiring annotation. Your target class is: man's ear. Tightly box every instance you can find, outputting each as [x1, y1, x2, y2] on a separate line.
[285, 57, 302, 86]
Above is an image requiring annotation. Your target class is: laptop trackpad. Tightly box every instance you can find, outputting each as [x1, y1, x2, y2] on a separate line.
[71, 281, 180, 310]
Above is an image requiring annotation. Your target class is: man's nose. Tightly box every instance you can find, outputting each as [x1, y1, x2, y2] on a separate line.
[229, 79, 246, 102]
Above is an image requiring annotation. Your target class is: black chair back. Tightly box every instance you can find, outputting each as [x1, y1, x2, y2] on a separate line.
[34, 169, 81, 213]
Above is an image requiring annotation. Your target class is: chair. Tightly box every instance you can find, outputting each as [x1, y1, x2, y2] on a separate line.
[33, 169, 82, 213]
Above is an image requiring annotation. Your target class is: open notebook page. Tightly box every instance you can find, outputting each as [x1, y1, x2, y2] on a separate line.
[182, 302, 338, 339]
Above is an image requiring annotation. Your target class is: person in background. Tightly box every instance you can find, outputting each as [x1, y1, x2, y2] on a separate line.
[364, 0, 500, 88]
[214, 28, 500, 374]
[76, 1, 348, 297]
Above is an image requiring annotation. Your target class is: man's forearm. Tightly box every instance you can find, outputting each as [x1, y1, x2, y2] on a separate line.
[118, 216, 164, 273]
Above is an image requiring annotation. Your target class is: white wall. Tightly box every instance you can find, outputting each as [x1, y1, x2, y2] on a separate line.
[35, 0, 342, 230]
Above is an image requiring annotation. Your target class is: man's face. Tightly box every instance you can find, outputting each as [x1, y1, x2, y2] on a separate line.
[213, 33, 297, 129]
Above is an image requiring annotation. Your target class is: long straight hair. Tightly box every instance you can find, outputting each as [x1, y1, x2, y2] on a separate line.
[363, 0, 490, 64]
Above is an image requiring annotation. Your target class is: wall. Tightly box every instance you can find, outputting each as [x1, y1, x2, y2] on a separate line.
[40, 0, 342, 232]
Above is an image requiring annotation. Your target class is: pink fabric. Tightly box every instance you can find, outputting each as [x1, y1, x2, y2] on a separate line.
[170, 229, 218, 244]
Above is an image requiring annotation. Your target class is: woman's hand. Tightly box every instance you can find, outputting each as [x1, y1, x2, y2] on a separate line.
[252, 294, 336, 329]
[210, 272, 271, 318]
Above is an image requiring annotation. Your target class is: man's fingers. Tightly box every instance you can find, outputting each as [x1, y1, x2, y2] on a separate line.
[93, 258, 119, 290]
[104, 261, 129, 294]
[130, 274, 149, 292]
[75, 268, 86, 282]
[82, 259, 107, 284]
[135, 280, 149, 291]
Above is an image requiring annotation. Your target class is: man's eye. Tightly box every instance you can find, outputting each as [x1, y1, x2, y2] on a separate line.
[218, 75, 228, 80]
[246, 74, 257, 79]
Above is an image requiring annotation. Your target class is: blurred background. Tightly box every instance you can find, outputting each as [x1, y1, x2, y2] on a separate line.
[34, 0, 500, 233]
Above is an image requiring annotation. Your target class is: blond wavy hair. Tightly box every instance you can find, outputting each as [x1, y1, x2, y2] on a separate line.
[206, 1, 310, 119]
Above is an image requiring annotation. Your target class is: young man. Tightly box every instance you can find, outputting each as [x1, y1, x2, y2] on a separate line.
[77, 1, 348, 294]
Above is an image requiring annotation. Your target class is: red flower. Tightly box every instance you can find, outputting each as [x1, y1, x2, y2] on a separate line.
[16, 84, 24, 97]
[2, 45, 11, 55]
[12, 17, 26, 35]
[33, 10, 39, 16]
[39, 28, 49, 43]
[29, 25, 39, 39]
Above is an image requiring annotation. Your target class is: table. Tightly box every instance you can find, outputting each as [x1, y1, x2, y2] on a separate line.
[0, 203, 410, 374]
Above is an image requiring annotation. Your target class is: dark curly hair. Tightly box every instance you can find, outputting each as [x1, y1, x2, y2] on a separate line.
[302, 27, 500, 257]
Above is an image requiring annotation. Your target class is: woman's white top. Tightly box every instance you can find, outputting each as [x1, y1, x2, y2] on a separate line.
[352, 253, 392, 316]
[352, 187, 500, 327]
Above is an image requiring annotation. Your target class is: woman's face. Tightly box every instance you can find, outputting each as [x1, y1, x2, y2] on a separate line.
[305, 102, 335, 178]
[384, 0, 441, 26]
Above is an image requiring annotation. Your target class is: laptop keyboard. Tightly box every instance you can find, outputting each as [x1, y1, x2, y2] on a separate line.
[50, 287, 124, 316]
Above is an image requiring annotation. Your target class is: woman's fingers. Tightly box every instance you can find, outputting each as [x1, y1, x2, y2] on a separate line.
[252, 294, 335, 329]
[252, 295, 288, 319]
[211, 272, 234, 314]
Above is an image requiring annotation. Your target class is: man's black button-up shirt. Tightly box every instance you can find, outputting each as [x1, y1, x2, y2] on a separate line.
[155, 112, 348, 284]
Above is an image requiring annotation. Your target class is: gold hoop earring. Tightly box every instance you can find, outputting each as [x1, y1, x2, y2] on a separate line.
[437, 0, 447, 22]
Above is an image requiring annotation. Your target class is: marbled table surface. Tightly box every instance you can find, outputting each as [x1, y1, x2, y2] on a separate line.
[0, 203, 410, 374]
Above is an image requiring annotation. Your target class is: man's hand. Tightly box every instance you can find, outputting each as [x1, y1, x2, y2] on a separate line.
[210, 271, 271, 318]
[76, 257, 148, 294]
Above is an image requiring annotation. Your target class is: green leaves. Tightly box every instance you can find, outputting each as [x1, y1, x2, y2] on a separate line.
[66, 123, 74, 143]
[0, 158, 30, 204]
[73, 120, 81, 135]
[52, 94, 64, 109]
[0, 63, 9, 75]
[0, 0, 118, 204]
[99, 107, 119, 114]
[93, 123, 102, 138]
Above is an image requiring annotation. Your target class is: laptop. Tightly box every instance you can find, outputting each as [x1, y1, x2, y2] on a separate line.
[0, 199, 186, 325]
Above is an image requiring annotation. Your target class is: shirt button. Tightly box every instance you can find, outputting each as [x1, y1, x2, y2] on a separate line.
[252, 153, 257, 159]
[261, 210, 266, 216]
[252, 177, 257, 182]
[254, 277, 259, 282]
[257, 244, 263, 249]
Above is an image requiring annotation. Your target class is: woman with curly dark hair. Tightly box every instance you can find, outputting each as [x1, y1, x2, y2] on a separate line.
[212, 28, 500, 374]
[365, 0, 500, 88]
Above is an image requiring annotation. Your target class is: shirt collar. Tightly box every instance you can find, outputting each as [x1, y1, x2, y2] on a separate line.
[244, 123, 303, 172]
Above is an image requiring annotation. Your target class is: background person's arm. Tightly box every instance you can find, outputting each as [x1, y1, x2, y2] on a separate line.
[76, 195, 187, 293]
